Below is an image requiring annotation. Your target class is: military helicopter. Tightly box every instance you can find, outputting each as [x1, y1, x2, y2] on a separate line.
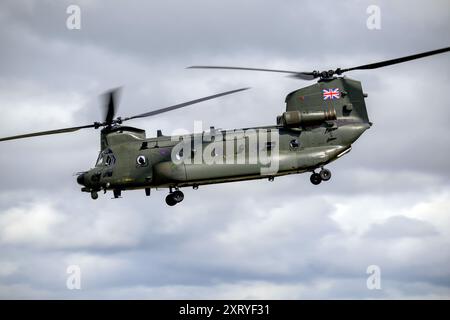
[0, 47, 448, 205]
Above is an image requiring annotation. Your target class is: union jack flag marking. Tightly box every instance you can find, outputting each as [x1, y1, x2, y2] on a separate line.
[323, 88, 340, 100]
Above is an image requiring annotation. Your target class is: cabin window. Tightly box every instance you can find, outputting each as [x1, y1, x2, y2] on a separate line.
[176, 149, 184, 161]
[136, 155, 147, 166]
[290, 139, 300, 149]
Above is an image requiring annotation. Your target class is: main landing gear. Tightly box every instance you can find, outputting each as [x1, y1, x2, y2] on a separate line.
[166, 187, 184, 206]
[310, 168, 332, 185]
[90, 189, 121, 200]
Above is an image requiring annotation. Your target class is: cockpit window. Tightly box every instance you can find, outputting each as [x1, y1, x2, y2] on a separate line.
[96, 153, 103, 166]
[105, 155, 114, 166]
[96, 149, 116, 167]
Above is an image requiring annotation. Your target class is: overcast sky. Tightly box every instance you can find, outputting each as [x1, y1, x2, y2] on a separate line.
[0, 0, 449, 299]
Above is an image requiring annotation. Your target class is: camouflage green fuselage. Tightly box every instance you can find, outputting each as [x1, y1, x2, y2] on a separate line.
[80, 77, 371, 192]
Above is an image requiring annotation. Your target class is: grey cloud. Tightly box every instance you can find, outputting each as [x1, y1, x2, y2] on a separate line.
[364, 216, 439, 239]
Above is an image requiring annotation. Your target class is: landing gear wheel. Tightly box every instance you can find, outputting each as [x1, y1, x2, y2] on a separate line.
[165, 194, 177, 206]
[91, 191, 99, 200]
[310, 173, 322, 185]
[172, 190, 184, 203]
[319, 168, 332, 181]
[165, 189, 184, 206]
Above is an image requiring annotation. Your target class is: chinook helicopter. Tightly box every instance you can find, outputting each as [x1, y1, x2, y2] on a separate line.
[0, 47, 448, 205]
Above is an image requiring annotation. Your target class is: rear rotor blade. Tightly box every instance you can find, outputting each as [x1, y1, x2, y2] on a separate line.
[188, 66, 315, 80]
[190, 47, 450, 80]
[340, 47, 450, 73]
[0, 124, 96, 142]
[123, 87, 250, 121]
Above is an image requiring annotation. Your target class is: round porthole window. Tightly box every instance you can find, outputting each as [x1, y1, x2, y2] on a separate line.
[136, 155, 147, 165]
[175, 149, 184, 161]
[290, 139, 300, 149]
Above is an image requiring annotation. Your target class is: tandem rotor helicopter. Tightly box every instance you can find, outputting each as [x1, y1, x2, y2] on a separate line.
[1, 47, 449, 205]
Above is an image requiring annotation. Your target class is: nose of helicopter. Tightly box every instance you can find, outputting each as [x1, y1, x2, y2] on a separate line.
[76, 173, 86, 186]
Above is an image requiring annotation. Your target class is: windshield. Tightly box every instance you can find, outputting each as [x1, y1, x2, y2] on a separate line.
[95, 149, 116, 167]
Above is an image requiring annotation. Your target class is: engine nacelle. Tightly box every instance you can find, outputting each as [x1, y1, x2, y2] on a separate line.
[277, 109, 336, 127]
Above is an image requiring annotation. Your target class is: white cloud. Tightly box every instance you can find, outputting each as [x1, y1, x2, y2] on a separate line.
[0, 199, 145, 249]
[0, 201, 64, 245]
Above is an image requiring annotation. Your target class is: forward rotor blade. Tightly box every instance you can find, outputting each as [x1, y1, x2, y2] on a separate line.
[341, 47, 450, 73]
[0, 124, 96, 142]
[102, 88, 121, 124]
[124, 87, 250, 121]
[188, 66, 315, 80]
